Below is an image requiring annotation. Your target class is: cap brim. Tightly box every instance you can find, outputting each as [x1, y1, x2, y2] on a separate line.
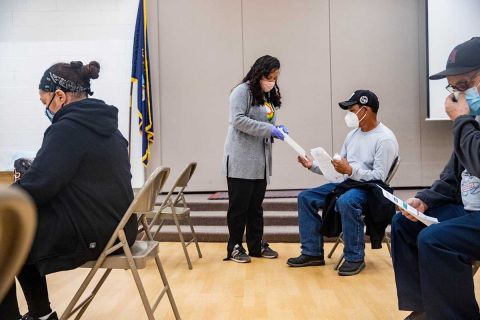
[429, 66, 480, 80]
[338, 100, 357, 110]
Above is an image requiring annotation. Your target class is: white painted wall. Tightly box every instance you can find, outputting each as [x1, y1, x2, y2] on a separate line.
[427, 0, 480, 120]
[0, 0, 144, 186]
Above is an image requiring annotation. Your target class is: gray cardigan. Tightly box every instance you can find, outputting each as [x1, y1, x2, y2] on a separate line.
[222, 82, 277, 183]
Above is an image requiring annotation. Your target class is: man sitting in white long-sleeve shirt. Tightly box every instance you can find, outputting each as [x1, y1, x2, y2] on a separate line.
[287, 89, 399, 276]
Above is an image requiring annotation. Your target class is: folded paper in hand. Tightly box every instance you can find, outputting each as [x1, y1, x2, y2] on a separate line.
[310, 147, 345, 183]
[376, 185, 439, 226]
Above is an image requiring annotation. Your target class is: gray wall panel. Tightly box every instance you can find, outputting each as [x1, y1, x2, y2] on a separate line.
[153, 0, 243, 191]
[148, 0, 454, 191]
[242, 0, 332, 189]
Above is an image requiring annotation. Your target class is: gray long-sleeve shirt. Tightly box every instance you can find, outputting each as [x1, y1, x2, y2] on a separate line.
[222, 82, 276, 182]
[310, 123, 399, 182]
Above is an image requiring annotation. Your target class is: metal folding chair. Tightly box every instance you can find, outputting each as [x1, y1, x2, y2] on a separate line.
[327, 156, 401, 270]
[61, 167, 180, 320]
[148, 162, 202, 270]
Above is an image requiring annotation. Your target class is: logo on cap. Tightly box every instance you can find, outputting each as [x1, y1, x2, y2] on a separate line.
[359, 96, 368, 104]
[448, 49, 457, 64]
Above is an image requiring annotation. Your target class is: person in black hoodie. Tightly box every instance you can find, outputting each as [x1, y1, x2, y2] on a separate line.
[0, 61, 137, 320]
[391, 37, 480, 320]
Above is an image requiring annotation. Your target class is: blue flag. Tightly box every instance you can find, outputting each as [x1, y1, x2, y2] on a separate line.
[131, 0, 154, 166]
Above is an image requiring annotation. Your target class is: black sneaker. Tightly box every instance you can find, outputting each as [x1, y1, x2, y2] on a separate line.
[404, 311, 426, 320]
[287, 254, 325, 267]
[230, 244, 251, 263]
[261, 241, 278, 259]
[338, 260, 365, 276]
[21, 311, 58, 320]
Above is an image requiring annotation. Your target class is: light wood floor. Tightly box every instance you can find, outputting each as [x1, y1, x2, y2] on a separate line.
[16, 242, 480, 320]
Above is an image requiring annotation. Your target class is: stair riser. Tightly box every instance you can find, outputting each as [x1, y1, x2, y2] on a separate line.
[188, 202, 298, 212]
[156, 233, 300, 243]
[160, 216, 299, 226]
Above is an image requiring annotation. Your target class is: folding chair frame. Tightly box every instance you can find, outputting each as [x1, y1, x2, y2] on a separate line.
[147, 162, 202, 270]
[61, 167, 180, 320]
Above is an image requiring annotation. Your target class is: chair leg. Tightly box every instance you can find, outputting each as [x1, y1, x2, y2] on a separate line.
[327, 233, 344, 259]
[154, 255, 181, 320]
[151, 219, 166, 241]
[61, 263, 106, 320]
[129, 263, 156, 320]
[187, 217, 202, 259]
[334, 253, 344, 271]
[173, 218, 193, 270]
[121, 234, 156, 320]
[384, 235, 392, 257]
[74, 269, 112, 320]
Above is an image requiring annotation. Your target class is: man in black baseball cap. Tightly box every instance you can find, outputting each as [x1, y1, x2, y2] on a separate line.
[429, 36, 480, 80]
[391, 37, 480, 320]
[288, 88, 399, 277]
[338, 89, 379, 112]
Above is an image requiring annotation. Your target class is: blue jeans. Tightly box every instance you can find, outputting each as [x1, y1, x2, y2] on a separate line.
[391, 204, 480, 319]
[297, 183, 368, 262]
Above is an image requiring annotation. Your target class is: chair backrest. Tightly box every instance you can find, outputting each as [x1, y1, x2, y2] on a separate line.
[0, 171, 14, 185]
[385, 156, 401, 186]
[174, 162, 197, 188]
[160, 162, 197, 208]
[0, 187, 36, 302]
[101, 167, 170, 252]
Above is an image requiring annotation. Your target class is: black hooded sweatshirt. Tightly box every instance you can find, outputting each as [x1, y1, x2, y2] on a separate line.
[16, 98, 137, 275]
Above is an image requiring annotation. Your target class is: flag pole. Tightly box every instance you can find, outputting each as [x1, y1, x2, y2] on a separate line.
[128, 81, 134, 163]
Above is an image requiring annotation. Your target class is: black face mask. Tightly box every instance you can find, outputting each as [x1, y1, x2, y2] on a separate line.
[44, 94, 56, 122]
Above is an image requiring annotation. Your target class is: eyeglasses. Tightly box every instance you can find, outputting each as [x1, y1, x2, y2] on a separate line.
[445, 72, 480, 94]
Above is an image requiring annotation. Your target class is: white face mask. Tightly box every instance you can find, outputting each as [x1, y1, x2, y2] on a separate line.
[344, 106, 366, 128]
[260, 79, 275, 93]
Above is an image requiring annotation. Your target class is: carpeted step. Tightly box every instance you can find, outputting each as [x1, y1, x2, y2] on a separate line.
[153, 225, 301, 243]
[156, 194, 298, 212]
[159, 211, 299, 226]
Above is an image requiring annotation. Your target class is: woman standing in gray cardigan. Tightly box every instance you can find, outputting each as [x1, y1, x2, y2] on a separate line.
[222, 55, 287, 263]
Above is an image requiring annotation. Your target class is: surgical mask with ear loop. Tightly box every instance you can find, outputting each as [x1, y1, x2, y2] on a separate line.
[344, 106, 367, 128]
[465, 81, 480, 115]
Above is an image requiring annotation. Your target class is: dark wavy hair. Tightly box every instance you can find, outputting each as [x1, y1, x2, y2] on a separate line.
[242, 55, 281, 108]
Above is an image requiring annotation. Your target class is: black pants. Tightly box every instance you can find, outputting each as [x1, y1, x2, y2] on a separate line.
[0, 264, 52, 320]
[226, 177, 267, 257]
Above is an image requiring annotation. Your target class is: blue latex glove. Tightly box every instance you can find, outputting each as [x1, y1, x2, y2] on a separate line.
[277, 125, 289, 134]
[271, 126, 285, 140]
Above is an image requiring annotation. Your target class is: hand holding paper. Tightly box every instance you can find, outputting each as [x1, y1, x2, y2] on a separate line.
[310, 147, 345, 183]
[297, 154, 313, 169]
[402, 198, 429, 222]
[376, 185, 438, 226]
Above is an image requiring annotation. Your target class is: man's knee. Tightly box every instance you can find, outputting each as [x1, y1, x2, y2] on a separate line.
[417, 225, 441, 251]
[298, 189, 316, 209]
[336, 194, 363, 213]
[391, 212, 416, 233]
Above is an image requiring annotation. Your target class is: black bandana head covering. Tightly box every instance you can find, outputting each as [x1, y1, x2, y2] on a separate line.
[39, 70, 93, 96]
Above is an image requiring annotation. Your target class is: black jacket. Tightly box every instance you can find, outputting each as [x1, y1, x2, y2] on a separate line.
[16, 98, 137, 275]
[321, 179, 395, 249]
[416, 115, 479, 210]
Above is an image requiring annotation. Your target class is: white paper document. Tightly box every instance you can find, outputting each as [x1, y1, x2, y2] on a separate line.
[376, 185, 439, 226]
[281, 131, 307, 159]
[309, 147, 345, 183]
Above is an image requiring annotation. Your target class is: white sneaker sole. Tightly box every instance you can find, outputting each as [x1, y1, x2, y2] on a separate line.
[230, 257, 251, 263]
